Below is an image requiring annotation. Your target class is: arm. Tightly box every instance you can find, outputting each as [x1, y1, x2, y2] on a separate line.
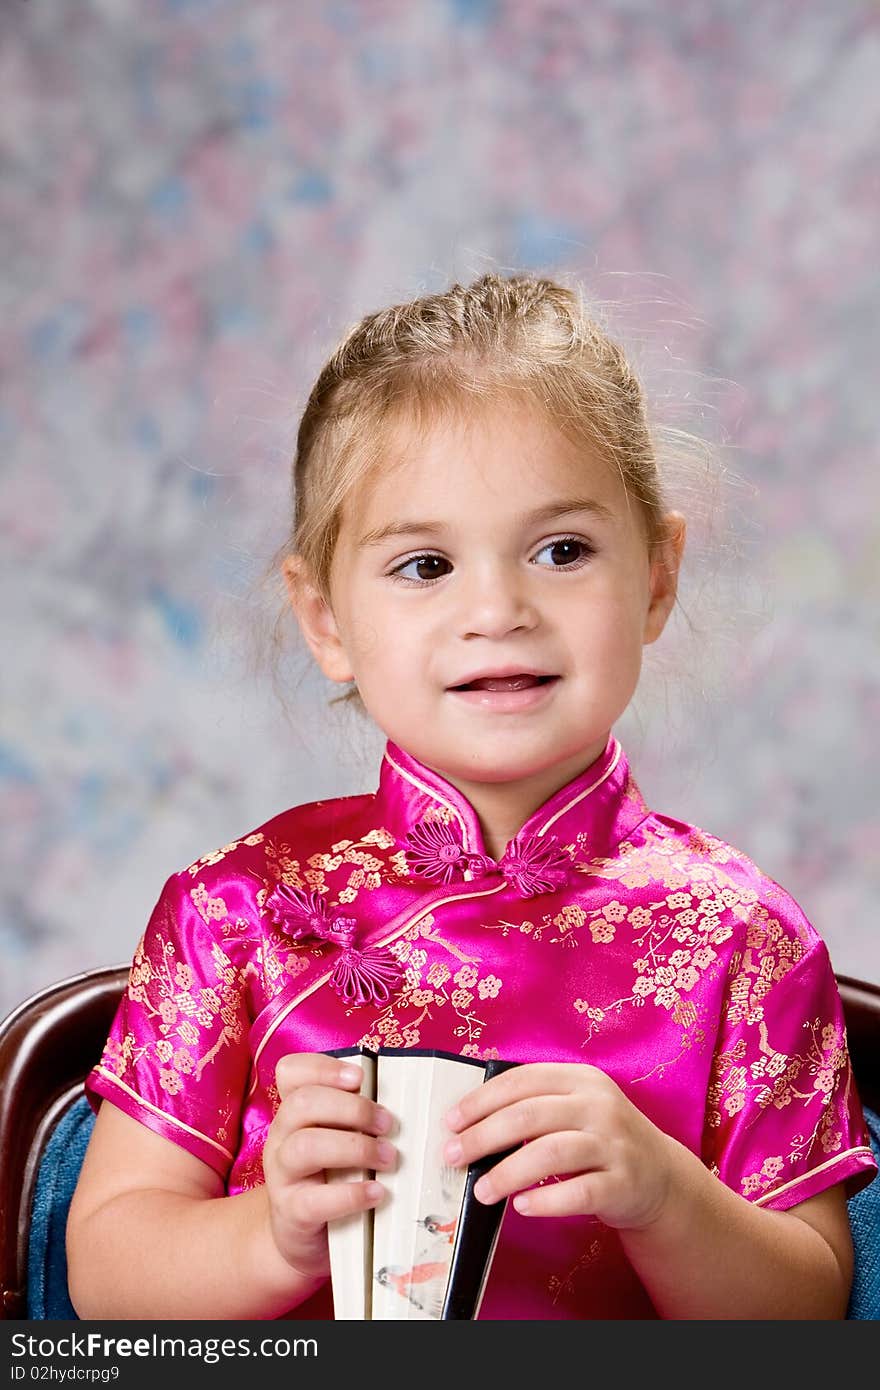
[618, 1137, 852, 1319]
[66, 1103, 319, 1320]
[67, 1055, 395, 1320]
[443, 1062, 854, 1320]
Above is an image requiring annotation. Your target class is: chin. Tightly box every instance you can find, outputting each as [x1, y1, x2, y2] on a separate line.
[447, 749, 571, 786]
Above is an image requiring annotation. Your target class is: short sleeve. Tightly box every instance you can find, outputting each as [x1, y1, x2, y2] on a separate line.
[85, 869, 256, 1181]
[704, 904, 877, 1212]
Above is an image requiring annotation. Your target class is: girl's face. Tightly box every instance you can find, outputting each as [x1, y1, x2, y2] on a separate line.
[292, 399, 684, 807]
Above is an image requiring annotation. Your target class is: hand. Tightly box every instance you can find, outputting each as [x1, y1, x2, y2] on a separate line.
[262, 1052, 396, 1278]
[443, 1062, 677, 1230]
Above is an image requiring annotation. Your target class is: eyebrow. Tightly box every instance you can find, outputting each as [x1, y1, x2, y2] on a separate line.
[357, 497, 616, 548]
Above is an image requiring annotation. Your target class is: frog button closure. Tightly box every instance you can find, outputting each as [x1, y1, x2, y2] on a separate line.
[264, 883, 402, 1007]
[404, 819, 572, 898]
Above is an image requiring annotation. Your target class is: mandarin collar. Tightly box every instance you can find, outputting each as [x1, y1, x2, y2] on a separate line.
[264, 737, 649, 1011]
[374, 733, 648, 876]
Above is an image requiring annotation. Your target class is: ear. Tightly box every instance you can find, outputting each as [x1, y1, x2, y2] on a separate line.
[282, 555, 355, 684]
[643, 511, 686, 646]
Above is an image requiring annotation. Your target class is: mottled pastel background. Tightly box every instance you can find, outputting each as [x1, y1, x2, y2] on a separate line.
[3, 0, 878, 1017]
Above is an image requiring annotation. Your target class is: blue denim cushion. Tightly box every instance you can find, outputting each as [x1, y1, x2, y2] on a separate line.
[26, 1095, 94, 1319]
[847, 1105, 880, 1319]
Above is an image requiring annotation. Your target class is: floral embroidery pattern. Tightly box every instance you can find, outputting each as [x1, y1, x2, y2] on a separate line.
[354, 917, 503, 1057]
[567, 890, 755, 1068]
[308, 829, 398, 903]
[183, 833, 265, 875]
[103, 916, 248, 1144]
[261, 829, 399, 905]
[549, 1235, 604, 1305]
[482, 901, 587, 949]
[713, 1014, 851, 1197]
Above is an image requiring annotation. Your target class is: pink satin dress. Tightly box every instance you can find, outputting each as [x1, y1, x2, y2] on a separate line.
[86, 733, 877, 1318]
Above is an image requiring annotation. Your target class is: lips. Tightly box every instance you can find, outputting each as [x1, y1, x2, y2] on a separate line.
[450, 673, 558, 692]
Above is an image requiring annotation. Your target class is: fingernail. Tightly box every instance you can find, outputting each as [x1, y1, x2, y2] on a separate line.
[339, 1064, 362, 1085]
[474, 1177, 494, 1203]
[376, 1140, 396, 1167]
[513, 1193, 531, 1214]
[365, 1182, 385, 1204]
[444, 1138, 463, 1163]
[373, 1107, 393, 1134]
[445, 1105, 462, 1129]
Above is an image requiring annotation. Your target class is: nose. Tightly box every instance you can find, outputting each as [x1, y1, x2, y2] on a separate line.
[458, 564, 539, 641]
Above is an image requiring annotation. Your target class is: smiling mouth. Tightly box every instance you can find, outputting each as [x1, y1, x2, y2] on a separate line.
[450, 674, 559, 692]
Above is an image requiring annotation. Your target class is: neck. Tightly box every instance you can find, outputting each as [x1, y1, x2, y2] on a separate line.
[429, 737, 610, 861]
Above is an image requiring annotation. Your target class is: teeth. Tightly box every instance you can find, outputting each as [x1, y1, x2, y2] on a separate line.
[465, 675, 544, 691]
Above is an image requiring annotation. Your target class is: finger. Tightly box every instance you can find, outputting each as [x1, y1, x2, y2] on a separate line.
[276, 1083, 393, 1139]
[272, 1127, 397, 1184]
[511, 1171, 602, 1219]
[276, 1176, 388, 1231]
[445, 1063, 605, 1131]
[467, 1131, 602, 1205]
[275, 1052, 367, 1100]
[443, 1095, 587, 1167]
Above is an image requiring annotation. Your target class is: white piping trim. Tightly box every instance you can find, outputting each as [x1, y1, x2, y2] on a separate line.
[90, 1065, 235, 1162]
[383, 749, 470, 842]
[538, 739, 621, 835]
[752, 1145, 875, 1207]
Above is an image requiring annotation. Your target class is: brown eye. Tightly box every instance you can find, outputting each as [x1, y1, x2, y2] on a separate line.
[415, 556, 450, 580]
[393, 554, 453, 583]
[534, 538, 593, 568]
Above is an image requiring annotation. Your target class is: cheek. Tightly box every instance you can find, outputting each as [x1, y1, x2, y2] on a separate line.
[347, 620, 382, 659]
[563, 575, 645, 632]
[601, 561, 652, 623]
[333, 588, 385, 658]
[350, 595, 429, 651]
[344, 611, 428, 683]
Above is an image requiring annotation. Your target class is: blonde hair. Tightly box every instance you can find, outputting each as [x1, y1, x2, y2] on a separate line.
[290, 272, 673, 600]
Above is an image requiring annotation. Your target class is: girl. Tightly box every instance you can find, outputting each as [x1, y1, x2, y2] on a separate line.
[67, 273, 876, 1320]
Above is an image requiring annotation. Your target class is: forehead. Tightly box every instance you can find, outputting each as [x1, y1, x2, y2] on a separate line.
[344, 400, 629, 529]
